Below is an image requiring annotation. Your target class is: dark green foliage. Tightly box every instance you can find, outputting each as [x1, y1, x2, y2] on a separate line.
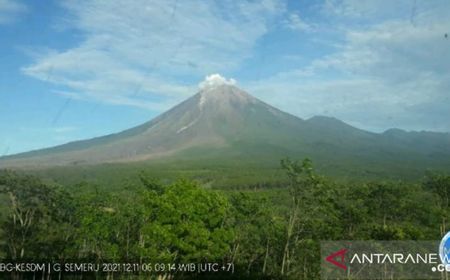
[0, 160, 448, 279]
[137, 179, 233, 263]
[0, 170, 75, 261]
[423, 173, 450, 235]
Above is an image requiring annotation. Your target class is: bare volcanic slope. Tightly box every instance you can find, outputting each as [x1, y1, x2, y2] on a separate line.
[0, 84, 311, 167]
[1, 82, 450, 172]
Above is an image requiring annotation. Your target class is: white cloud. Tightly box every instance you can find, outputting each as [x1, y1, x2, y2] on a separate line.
[198, 74, 236, 90]
[18, 0, 450, 133]
[22, 0, 284, 111]
[312, 20, 450, 82]
[322, 0, 450, 26]
[284, 13, 312, 32]
[247, 1, 450, 132]
[249, 75, 448, 132]
[322, 0, 409, 19]
[0, 0, 27, 24]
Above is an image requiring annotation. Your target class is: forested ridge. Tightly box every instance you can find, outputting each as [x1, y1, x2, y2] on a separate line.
[0, 159, 449, 279]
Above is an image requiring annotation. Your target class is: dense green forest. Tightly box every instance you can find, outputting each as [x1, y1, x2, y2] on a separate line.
[0, 159, 449, 279]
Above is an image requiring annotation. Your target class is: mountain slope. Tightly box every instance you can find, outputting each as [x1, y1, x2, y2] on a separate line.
[0, 85, 306, 167]
[1, 84, 450, 175]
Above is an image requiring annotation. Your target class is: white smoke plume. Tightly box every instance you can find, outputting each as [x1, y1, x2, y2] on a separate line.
[198, 74, 237, 90]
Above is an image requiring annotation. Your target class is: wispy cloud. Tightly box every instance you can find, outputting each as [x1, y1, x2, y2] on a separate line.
[283, 13, 313, 32]
[248, 0, 450, 132]
[16, 0, 450, 133]
[322, 0, 414, 20]
[0, 0, 27, 24]
[22, 0, 284, 111]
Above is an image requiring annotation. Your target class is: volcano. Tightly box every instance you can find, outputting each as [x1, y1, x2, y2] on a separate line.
[1, 79, 450, 174]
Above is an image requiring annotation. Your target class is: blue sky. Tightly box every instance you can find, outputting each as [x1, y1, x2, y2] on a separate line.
[1, 0, 450, 155]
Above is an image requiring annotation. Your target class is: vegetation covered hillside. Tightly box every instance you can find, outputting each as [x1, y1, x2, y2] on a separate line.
[0, 159, 448, 279]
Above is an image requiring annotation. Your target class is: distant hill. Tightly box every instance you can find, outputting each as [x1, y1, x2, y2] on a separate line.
[1, 84, 450, 178]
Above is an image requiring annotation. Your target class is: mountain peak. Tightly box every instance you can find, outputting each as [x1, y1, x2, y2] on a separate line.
[3, 76, 450, 171]
[197, 78, 254, 108]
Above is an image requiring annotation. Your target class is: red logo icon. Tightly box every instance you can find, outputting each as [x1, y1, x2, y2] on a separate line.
[325, 248, 348, 270]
